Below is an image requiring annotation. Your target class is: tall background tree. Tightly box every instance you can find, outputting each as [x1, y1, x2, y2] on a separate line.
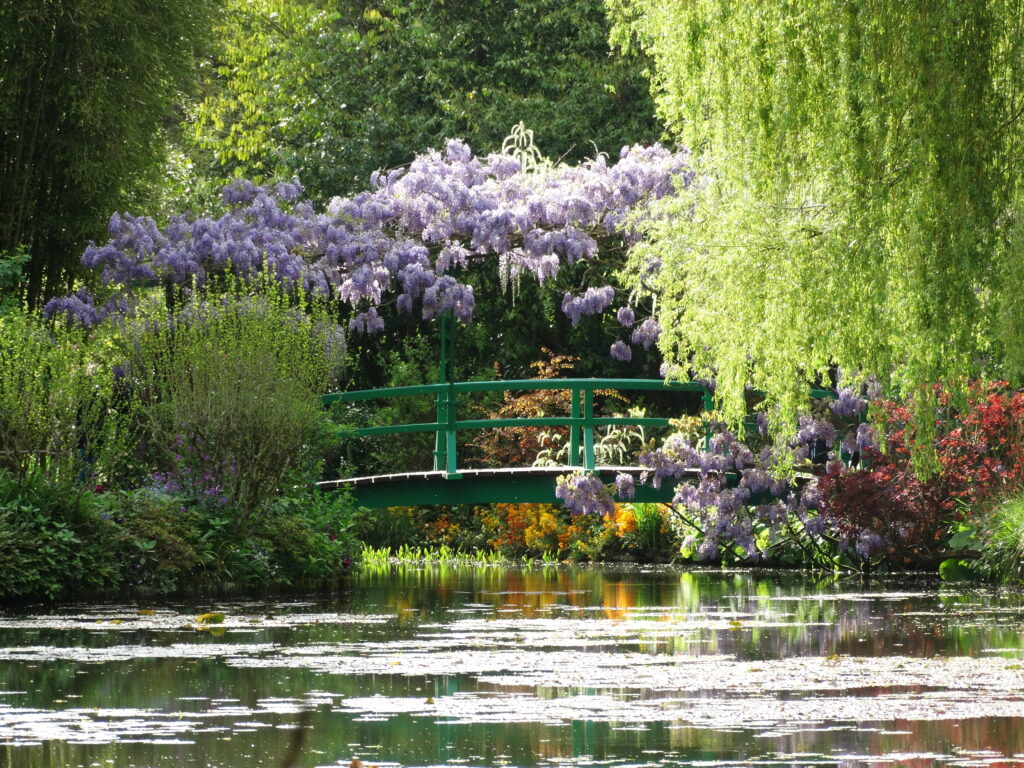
[0, 0, 220, 307]
[610, 0, 1024, 469]
[190, 0, 661, 201]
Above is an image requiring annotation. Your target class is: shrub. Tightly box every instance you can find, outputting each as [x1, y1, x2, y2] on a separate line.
[123, 289, 345, 525]
[0, 473, 119, 599]
[255, 487, 360, 584]
[973, 494, 1024, 582]
[0, 313, 126, 486]
[819, 383, 1024, 564]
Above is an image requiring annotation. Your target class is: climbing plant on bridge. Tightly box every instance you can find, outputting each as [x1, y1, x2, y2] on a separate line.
[45, 140, 690, 354]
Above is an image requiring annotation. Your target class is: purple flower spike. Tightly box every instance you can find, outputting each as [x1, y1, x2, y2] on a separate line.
[614, 472, 636, 499]
[630, 318, 660, 349]
[610, 340, 632, 362]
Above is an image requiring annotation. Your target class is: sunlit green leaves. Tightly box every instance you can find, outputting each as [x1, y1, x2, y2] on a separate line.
[190, 0, 661, 201]
[611, 0, 1024, 463]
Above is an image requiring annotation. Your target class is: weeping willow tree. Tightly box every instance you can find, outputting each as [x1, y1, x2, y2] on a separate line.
[610, 0, 1024, 471]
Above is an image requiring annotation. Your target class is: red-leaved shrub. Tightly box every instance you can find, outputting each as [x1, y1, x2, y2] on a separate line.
[819, 383, 1024, 562]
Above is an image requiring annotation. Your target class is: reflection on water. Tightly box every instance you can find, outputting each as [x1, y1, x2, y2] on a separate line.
[1, 566, 1023, 767]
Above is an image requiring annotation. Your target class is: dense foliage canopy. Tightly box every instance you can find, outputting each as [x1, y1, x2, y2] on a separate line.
[0, 0, 220, 307]
[610, 0, 1024, 468]
[191, 0, 661, 200]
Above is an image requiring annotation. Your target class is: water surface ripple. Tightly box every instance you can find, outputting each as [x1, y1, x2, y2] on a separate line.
[1, 566, 1023, 767]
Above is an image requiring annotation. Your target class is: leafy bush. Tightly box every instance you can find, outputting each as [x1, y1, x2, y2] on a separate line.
[966, 494, 1024, 583]
[819, 383, 1024, 564]
[254, 487, 360, 584]
[96, 487, 216, 594]
[124, 289, 345, 524]
[0, 312, 127, 486]
[0, 474, 119, 599]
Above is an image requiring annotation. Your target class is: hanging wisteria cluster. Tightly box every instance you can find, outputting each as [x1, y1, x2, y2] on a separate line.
[555, 387, 882, 561]
[45, 140, 692, 335]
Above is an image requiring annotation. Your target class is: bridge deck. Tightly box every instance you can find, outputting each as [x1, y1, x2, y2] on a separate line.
[319, 464, 818, 508]
[318, 465, 692, 507]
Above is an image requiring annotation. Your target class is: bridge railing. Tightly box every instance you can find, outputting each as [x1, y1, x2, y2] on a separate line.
[322, 379, 715, 479]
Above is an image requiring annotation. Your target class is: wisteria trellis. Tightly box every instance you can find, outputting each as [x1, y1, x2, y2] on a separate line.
[47, 140, 883, 561]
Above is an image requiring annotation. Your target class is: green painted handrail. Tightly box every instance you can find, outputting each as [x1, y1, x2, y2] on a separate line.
[322, 377, 846, 479]
[322, 378, 712, 403]
[322, 377, 709, 477]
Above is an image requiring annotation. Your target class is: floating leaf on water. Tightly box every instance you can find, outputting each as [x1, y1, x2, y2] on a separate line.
[196, 612, 225, 625]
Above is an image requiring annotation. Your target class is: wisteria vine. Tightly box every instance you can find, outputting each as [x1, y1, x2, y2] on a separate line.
[47, 139, 892, 565]
[46, 140, 689, 347]
[554, 386, 882, 564]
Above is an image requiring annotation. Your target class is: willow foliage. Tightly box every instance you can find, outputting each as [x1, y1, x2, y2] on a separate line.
[610, 0, 1024, 471]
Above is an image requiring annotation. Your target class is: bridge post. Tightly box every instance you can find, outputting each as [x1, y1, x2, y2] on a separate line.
[582, 388, 596, 471]
[569, 388, 581, 466]
[433, 311, 461, 477]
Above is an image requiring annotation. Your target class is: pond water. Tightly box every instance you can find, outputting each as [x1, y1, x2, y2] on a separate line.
[2, 565, 1024, 768]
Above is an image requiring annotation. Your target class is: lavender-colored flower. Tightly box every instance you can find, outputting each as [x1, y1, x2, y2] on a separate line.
[610, 340, 632, 362]
[614, 473, 635, 500]
[561, 286, 614, 326]
[795, 416, 837, 448]
[755, 411, 769, 436]
[854, 530, 883, 559]
[349, 307, 385, 335]
[59, 140, 693, 332]
[41, 288, 101, 327]
[616, 306, 635, 327]
[555, 473, 616, 516]
[829, 387, 868, 420]
[855, 422, 877, 450]
[630, 318, 660, 349]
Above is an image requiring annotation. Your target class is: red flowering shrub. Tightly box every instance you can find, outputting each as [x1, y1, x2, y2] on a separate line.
[819, 382, 1024, 562]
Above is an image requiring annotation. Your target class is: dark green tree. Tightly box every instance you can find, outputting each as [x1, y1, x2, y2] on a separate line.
[0, 0, 220, 306]
[191, 0, 661, 200]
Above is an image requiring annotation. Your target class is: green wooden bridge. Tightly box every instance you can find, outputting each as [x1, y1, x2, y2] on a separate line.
[319, 376, 713, 507]
[318, 314, 832, 508]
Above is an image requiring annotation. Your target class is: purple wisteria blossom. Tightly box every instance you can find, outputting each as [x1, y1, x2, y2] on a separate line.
[555, 473, 616, 516]
[42, 288, 101, 327]
[614, 472, 636, 499]
[53, 142, 693, 333]
[610, 340, 632, 362]
[630, 318, 661, 349]
[561, 286, 615, 326]
[830, 387, 868, 420]
[795, 416, 837, 448]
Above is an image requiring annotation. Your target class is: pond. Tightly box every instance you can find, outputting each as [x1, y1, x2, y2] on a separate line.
[1, 565, 1024, 767]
